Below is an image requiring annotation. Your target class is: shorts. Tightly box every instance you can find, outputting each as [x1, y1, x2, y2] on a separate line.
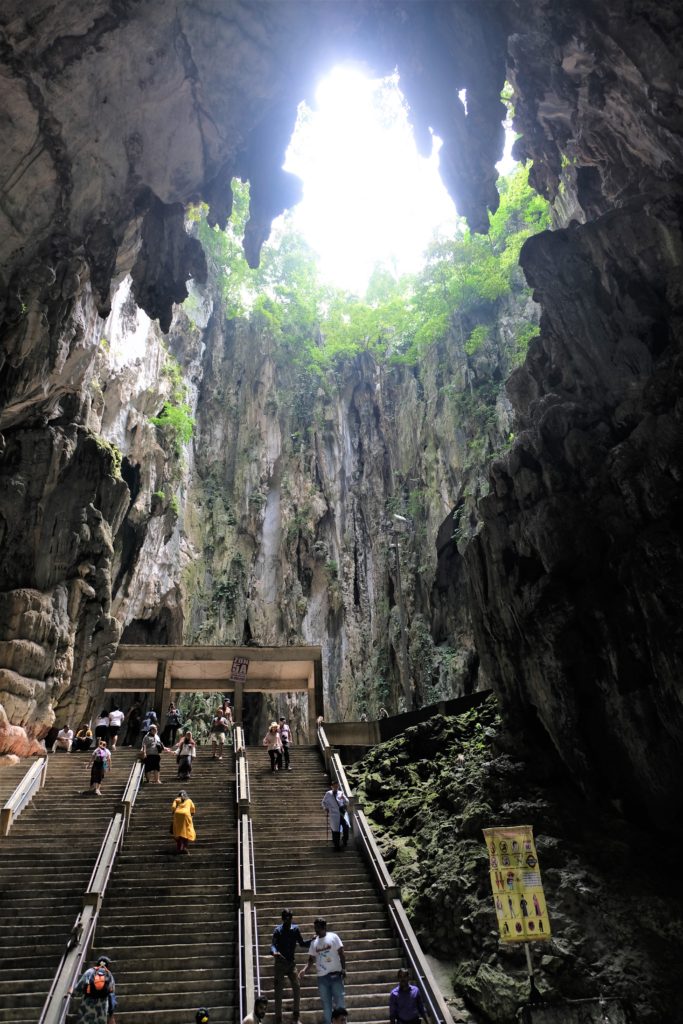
[108, 725, 121, 736]
[211, 732, 226, 745]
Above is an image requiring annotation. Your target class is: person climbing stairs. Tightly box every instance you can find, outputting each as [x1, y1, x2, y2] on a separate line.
[248, 745, 405, 1024]
[0, 747, 139, 1024]
[83, 748, 237, 1024]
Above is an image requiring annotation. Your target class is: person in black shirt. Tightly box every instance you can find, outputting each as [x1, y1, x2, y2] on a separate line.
[271, 908, 309, 1024]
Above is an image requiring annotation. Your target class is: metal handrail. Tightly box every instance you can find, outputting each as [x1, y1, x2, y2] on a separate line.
[85, 813, 125, 906]
[1, 755, 48, 836]
[388, 899, 453, 1024]
[317, 722, 331, 769]
[253, 903, 261, 995]
[354, 809, 396, 893]
[237, 902, 245, 1024]
[236, 744, 260, 1020]
[120, 759, 144, 830]
[319, 737, 455, 1024]
[329, 751, 354, 803]
[39, 903, 99, 1024]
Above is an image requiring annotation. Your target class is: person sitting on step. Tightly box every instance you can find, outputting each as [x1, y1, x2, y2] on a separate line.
[72, 724, 93, 752]
[52, 724, 73, 753]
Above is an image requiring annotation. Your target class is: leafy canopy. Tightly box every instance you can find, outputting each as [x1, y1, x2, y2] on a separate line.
[188, 164, 549, 374]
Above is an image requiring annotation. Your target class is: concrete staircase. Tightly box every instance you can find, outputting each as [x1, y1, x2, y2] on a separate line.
[249, 745, 405, 1024]
[86, 748, 237, 1024]
[0, 758, 35, 805]
[0, 747, 139, 1024]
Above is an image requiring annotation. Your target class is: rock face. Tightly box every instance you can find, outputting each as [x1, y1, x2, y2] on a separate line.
[348, 701, 683, 1024]
[0, 0, 681, 831]
[462, 4, 683, 825]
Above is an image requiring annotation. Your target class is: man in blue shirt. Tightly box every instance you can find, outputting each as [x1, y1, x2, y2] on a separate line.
[389, 969, 426, 1024]
[271, 908, 309, 1024]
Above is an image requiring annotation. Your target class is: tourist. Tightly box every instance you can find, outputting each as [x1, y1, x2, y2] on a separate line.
[87, 738, 111, 796]
[389, 970, 426, 1024]
[222, 699, 235, 746]
[174, 729, 197, 781]
[299, 917, 346, 1024]
[278, 716, 293, 771]
[94, 709, 110, 744]
[123, 701, 142, 747]
[271, 908, 309, 1024]
[140, 708, 158, 737]
[52, 724, 73, 753]
[140, 724, 166, 784]
[321, 781, 344, 850]
[241, 997, 268, 1024]
[210, 708, 230, 760]
[336, 786, 350, 848]
[263, 722, 283, 773]
[107, 705, 125, 751]
[72, 724, 93, 752]
[68, 954, 116, 1023]
[162, 701, 183, 745]
[170, 789, 196, 855]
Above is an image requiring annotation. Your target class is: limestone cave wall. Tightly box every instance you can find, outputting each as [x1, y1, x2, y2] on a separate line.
[0, 0, 681, 833]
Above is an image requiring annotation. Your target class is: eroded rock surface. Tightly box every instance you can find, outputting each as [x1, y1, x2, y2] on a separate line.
[0, 1, 681, 828]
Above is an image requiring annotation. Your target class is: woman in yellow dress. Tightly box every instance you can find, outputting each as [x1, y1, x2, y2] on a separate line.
[171, 790, 196, 854]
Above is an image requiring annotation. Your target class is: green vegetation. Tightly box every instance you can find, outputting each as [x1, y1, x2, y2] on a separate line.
[91, 434, 123, 478]
[150, 353, 195, 457]
[186, 166, 548, 476]
[189, 166, 548, 378]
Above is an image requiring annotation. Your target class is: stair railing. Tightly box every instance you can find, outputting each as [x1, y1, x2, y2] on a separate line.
[38, 811, 127, 1024]
[235, 741, 260, 1022]
[120, 758, 144, 830]
[318, 737, 455, 1024]
[1, 754, 48, 836]
[317, 721, 332, 770]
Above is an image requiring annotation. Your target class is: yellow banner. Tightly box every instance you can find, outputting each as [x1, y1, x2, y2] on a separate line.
[483, 825, 551, 942]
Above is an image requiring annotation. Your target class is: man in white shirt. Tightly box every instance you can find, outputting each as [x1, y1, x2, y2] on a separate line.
[52, 725, 73, 753]
[322, 782, 347, 850]
[299, 918, 346, 1024]
[108, 706, 125, 750]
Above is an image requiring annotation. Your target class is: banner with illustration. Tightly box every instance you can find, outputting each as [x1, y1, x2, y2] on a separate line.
[483, 825, 551, 942]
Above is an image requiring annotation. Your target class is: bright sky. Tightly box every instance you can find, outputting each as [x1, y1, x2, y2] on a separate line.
[283, 65, 515, 295]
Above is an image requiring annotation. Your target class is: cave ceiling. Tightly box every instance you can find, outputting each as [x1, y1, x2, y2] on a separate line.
[0, 0, 682, 825]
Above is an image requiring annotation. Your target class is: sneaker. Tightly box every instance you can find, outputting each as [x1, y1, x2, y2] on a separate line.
[218, 756, 223, 761]
[287, 767, 293, 771]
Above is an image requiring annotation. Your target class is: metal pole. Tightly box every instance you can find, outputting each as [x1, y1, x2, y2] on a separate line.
[524, 943, 542, 1005]
[393, 540, 413, 709]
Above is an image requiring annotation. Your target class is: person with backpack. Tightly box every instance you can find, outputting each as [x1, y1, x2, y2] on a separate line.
[162, 701, 183, 745]
[69, 953, 117, 1023]
[87, 739, 112, 796]
[140, 708, 158, 737]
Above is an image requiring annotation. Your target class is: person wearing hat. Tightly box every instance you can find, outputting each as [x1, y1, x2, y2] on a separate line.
[68, 954, 117, 1023]
[278, 717, 293, 771]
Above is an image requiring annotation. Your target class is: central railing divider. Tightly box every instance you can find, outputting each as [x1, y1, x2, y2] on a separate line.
[235, 737, 260, 1020]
